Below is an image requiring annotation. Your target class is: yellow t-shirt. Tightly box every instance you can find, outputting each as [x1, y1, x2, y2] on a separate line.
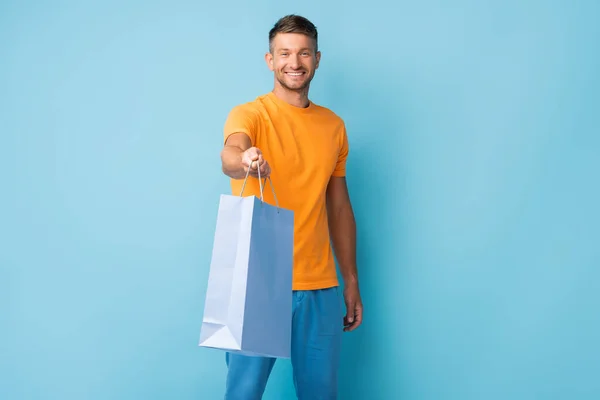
[223, 91, 349, 291]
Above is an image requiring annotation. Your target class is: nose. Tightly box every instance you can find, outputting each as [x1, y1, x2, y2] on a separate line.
[290, 54, 301, 69]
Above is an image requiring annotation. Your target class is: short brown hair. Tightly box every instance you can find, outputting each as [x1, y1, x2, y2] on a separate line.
[269, 15, 318, 52]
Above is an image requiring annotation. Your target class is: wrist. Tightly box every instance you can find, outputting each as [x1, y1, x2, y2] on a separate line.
[342, 274, 359, 287]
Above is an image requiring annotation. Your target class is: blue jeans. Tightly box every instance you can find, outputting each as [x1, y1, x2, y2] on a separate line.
[224, 287, 343, 399]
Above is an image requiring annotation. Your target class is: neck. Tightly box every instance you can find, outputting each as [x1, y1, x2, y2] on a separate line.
[272, 84, 310, 108]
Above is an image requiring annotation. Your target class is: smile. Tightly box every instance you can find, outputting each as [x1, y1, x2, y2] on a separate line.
[285, 72, 305, 76]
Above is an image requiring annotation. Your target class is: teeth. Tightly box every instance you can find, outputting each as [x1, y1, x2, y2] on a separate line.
[287, 72, 303, 76]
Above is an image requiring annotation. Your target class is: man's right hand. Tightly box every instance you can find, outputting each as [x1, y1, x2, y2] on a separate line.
[221, 133, 271, 179]
[242, 147, 271, 178]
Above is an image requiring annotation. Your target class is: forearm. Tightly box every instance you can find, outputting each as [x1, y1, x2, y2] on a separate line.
[220, 145, 246, 179]
[328, 203, 359, 285]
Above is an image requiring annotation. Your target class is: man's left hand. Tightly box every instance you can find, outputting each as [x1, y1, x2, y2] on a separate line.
[343, 282, 363, 332]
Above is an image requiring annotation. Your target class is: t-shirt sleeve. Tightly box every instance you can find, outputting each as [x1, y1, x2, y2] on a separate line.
[223, 105, 259, 145]
[332, 122, 349, 177]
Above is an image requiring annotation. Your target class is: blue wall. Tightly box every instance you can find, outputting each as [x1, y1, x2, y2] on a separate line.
[2, 1, 599, 399]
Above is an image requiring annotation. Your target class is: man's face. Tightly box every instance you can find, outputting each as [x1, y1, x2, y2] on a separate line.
[266, 33, 321, 92]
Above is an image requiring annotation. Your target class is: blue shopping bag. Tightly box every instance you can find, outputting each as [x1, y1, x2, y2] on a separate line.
[199, 171, 294, 358]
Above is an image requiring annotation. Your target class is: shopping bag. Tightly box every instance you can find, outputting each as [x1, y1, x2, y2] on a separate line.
[198, 171, 294, 358]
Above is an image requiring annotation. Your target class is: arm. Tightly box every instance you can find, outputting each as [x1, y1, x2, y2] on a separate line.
[326, 176, 358, 284]
[221, 106, 270, 180]
[221, 133, 250, 179]
[326, 176, 363, 331]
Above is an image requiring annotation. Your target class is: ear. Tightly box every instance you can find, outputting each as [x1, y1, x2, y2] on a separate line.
[265, 52, 274, 71]
[315, 50, 321, 69]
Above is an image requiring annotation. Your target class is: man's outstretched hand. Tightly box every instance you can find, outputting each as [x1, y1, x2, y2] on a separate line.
[242, 147, 271, 178]
[343, 281, 363, 332]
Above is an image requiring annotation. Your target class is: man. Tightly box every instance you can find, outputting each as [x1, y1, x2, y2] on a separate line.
[219, 14, 363, 399]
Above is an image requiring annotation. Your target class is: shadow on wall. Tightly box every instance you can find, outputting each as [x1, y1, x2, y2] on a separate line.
[324, 67, 416, 399]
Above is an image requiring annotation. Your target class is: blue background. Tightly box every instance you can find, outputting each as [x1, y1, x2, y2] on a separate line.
[2, 1, 599, 399]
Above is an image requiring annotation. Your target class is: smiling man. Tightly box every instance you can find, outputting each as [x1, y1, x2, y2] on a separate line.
[219, 14, 363, 399]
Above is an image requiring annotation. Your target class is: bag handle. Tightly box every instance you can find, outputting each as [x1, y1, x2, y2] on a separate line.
[239, 161, 280, 209]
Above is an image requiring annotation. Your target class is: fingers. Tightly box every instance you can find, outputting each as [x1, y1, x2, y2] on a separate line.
[250, 155, 264, 171]
[258, 159, 270, 177]
[243, 148, 270, 177]
[241, 147, 260, 169]
[349, 304, 363, 331]
[343, 302, 363, 332]
[248, 159, 270, 177]
[345, 306, 355, 325]
[244, 147, 261, 164]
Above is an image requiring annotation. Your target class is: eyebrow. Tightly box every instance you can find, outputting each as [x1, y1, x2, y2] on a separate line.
[278, 48, 312, 52]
